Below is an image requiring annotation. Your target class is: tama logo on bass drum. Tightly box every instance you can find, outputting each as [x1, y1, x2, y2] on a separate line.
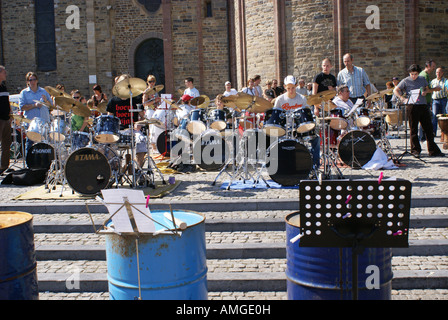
[74, 153, 102, 161]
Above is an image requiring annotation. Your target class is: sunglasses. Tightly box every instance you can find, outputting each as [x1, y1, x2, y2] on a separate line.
[28, 78, 37, 82]
[73, 96, 81, 99]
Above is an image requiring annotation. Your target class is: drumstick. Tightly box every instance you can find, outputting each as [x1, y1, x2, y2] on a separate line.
[164, 212, 187, 230]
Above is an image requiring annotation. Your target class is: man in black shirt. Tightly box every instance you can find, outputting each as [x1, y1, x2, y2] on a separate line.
[312, 58, 337, 116]
[0, 66, 11, 174]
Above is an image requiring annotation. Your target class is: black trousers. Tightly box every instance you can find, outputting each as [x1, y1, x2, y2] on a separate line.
[406, 104, 441, 156]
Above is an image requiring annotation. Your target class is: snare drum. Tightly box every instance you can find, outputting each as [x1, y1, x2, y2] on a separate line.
[173, 118, 191, 143]
[355, 107, 371, 128]
[49, 117, 68, 142]
[26, 117, 48, 142]
[94, 115, 120, 143]
[294, 107, 315, 133]
[71, 131, 91, 150]
[187, 108, 207, 135]
[263, 109, 286, 137]
[329, 108, 348, 130]
[337, 130, 376, 168]
[209, 109, 227, 131]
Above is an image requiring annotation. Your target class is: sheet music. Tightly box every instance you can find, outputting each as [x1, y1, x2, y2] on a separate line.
[407, 89, 421, 104]
[160, 94, 172, 109]
[101, 189, 156, 234]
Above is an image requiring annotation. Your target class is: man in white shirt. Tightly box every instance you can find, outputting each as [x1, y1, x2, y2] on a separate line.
[274, 75, 320, 171]
[183, 77, 200, 98]
[223, 81, 238, 97]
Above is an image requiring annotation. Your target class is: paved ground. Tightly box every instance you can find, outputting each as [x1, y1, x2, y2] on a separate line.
[1, 128, 448, 301]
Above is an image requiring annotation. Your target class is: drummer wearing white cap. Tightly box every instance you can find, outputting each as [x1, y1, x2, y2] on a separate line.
[274, 75, 321, 173]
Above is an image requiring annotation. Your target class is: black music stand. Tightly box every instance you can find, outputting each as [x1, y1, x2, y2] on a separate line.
[298, 178, 411, 300]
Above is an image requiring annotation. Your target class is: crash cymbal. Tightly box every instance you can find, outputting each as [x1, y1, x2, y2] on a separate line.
[54, 97, 91, 117]
[190, 96, 206, 107]
[160, 97, 179, 110]
[144, 84, 164, 97]
[366, 92, 381, 101]
[112, 77, 147, 99]
[177, 88, 185, 96]
[90, 101, 107, 114]
[197, 95, 210, 109]
[11, 114, 31, 124]
[319, 90, 337, 100]
[221, 93, 272, 113]
[307, 94, 324, 106]
[380, 88, 394, 96]
[44, 86, 71, 98]
[308, 90, 336, 105]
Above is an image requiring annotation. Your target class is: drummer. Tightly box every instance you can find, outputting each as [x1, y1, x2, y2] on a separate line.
[70, 90, 89, 133]
[274, 75, 321, 172]
[331, 85, 355, 133]
[18, 72, 52, 153]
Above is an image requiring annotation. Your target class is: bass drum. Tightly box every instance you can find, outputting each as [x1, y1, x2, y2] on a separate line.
[193, 129, 230, 171]
[65, 146, 119, 195]
[337, 130, 376, 169]
[26, 142, 55, 170]
[266, 139, 313, 186]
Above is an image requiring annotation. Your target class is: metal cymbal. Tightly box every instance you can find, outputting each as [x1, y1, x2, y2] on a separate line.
[135, 119, 164, 126]
[90, 101, 107, 114]
[160, 97, 179, 110]
[44, 86, 71, 98]
[380, 88, 394, 96]
[54, 97, 91, 117]
[12, 114, 31, 124]
[366, 92, 381, 101]
[112, 77, 147, 99]
[308, 90, 336, 105]
[144, 84, 164, 97]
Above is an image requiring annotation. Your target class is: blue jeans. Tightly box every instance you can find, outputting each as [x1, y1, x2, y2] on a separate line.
[432, 98, 447, 136]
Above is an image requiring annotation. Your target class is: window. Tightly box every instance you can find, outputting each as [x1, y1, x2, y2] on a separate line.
[35, 0, 57, 71]
[205, 1, 213, 18]
[135, 0, 161, 14]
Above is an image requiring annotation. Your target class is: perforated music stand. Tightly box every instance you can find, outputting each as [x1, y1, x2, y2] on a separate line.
[298, 178, 411, 300]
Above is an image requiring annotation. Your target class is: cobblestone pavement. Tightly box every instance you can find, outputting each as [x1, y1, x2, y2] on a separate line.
[2, 131, 448, 301]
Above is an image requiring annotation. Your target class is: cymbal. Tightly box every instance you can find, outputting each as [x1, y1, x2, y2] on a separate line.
[90, 101, 107, 114]
[198, 95, 210, 109]
[44, 86, 71, 98]
[319, 90, 337, 100]
[380, 88, 394, 96]
[135, 119, 164, 126]
[54, 97, 91, 117]
[144, 84, 164, 97]
[190, 96, 205, 106]
[33, 99, 53, 110]
[12, 114, 31, 124]
[366, 92, 381, 101]
[160, 97, 179, 110]
[221, 93, 272, 113]
[307, 90, 336, 105]
[112, 77, 147, 99]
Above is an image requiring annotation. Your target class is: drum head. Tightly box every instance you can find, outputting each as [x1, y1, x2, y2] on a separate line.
[267, 139, 312, 186]
[338, 130, 376, 168]
[65, 147, 111, 195]
[26, 143, 55, 170]
[156, 131, 187, 157]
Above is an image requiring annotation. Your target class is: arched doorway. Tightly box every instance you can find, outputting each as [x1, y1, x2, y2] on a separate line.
[134, 38, 165, 91]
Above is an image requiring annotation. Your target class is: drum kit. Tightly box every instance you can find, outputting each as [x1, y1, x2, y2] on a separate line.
[9, 81, 167, 196]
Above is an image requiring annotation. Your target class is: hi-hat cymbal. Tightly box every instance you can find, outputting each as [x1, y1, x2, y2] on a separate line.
[44, 86, 71, 98]
[144, 85, 164, 97]
[380, 88, 394, 96]
[112, 77, 147, 99]
[54, 97, 91, 117]
[366, 92, 381, 101]
[12, 114, 31, 124]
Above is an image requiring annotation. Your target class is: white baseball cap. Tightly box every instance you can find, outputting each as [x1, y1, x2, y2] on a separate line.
[284, 75, 297, 85]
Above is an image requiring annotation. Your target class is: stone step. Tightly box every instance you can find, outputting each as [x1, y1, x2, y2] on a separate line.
[36, 269, 448, 293]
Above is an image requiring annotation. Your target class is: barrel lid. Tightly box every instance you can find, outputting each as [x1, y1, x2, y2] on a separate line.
[0, 211, 33, 230]
[285, 211, 301, 227]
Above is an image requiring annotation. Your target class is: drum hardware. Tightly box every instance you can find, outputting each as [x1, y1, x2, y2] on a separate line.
[45, 141, 71, 197]
[8, 116, 27, 169]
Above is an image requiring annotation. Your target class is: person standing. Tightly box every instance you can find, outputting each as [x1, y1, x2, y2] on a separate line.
[419, 59, 437, 141]
[183, 77, 200, 98]
[0, 66, 11, 174]
[393, 64, 444, 158]
[223, 81, 238, 97]
[312, 58, 337, 116]
[18, 72, 52, 153]
[337, 53, 371, 104]
[430, 67, 448, 136]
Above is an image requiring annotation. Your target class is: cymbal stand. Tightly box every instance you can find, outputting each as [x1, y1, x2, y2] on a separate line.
[375, 97, 398, 163]
[211, 111, 239, 186]
[252, 111, 271, 188]
[7, 119, 26, 171]
[320, 101, 344, 180]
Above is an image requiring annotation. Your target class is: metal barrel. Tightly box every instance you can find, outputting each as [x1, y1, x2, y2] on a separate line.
[0, 211, 38, 300]
[105, 210, 207, 300]
[285, 212, 393, 300]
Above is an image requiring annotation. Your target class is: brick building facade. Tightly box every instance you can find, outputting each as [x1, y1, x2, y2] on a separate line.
[0, 0, 447, 99]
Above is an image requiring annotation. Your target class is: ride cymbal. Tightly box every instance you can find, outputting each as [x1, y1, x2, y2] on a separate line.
[112, 77, 147, 99]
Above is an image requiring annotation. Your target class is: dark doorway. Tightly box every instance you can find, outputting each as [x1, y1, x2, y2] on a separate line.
[134, 38, 165, 91]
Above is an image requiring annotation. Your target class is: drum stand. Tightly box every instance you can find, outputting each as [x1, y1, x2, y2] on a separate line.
[375, 98, 399, 163]
[7, 119, 26, 171]
[320, 101, 344, 180]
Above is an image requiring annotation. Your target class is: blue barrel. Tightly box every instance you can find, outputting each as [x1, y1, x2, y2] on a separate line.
[105, 210, 207, 300]
[286, 212, 393, 300]
[0, 211, 38, 300]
